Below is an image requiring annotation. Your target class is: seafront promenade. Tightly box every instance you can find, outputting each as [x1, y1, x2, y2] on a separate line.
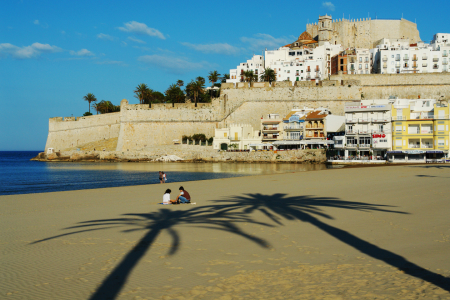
[1, 165, 449, 299]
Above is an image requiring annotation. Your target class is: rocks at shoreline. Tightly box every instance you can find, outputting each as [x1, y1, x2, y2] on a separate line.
[31, 147, 326, 164]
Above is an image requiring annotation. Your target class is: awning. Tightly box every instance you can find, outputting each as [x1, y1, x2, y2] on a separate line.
[426, 150, 444, 153]
[249, 143, 273, 147]
[387, 151, 403, 154]
[300, 140, 334, 145]
[273, 141, 303, 145]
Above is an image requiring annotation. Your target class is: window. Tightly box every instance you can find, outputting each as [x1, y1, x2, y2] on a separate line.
[438, 139, 445, 146]
[359, 57, 362, 62]
[347, 137, 357, 145]
[224, 133, 227, 138]
[297, 51, 302, 55]
[365, 64, 368, 69]
[438, 125, 445, 131]
[289, 52, 295, 56]
[396, 140, 402, 146]
[395, 126, 402, 131]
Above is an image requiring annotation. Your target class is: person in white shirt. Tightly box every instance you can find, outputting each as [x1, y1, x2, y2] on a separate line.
[162, 189, 177, 204]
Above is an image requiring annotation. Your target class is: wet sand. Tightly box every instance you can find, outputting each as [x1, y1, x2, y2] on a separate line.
[1, 164, 450, 299]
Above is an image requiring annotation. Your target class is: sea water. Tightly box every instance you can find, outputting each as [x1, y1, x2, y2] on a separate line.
[0, 151, 328, 196]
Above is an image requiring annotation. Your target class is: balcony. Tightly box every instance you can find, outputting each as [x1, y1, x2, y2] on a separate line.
[359, 144, 371, 148]
[383, 63, 387, 68]
[412, 57, 418, 61]
[382, 57, 388, 61]
[433, 65, 439, 69]
[434, 115, 449, 119]
[408, 144, 420, 148]
[392, 116, 406, 120]
[346, 130, 356, 135]
[422, 56, 428, 60]
[395, 57, 401, 61]
[443, 60, 448, 65]
[262, 135, 280, 140]
[346, 144, 357, 148]
[284, 125, 303, 130]
[346, 119, 357, 123]
[443, 53, 448, 57]
[371, 118, 390, 123]
[412, 64, 418, 68]
[423, 63, 428, 67]
[433, 58, 439, 62]
[404, 56, 409, 60]
[262, 126, 280, 131]
[305, 126, 324, 129]
[422, 144, 433, 148]
[358, 129, 370, 134]
[358, 118, 370, 123]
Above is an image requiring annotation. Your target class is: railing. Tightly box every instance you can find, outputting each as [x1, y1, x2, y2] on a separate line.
[359, 144, 371, 148]
[420, 130, 433, 134]
[404, 56, 409, 60]
[284, 125, 303, 130]
[358, 130, 370, 134]
[395, 57, 401, 61]
[412, 57, 418, 61]
[433, 65, 439, 69]
[443, 60, 448, 65]
[383, 64, 387, 68]
[443, 53, 448, 57]
[346, 130, 356, 134]
[423, 63, 428, 67]
[262, 135, 280, 140]
[413, 64, 418, 68]
[346, 119, 357, 123]
[382, 57, 388, 61]
[433, 58, 439, 62]
[371, 118, 390, 122]
[408, 145, 420, 148]
[359, 118, 370, 122]
[263, 127, 279, 131]
[422, 144, 433, 148]
[305, 126, 324, 129]
[434, 115, 449, 119]
[422, 56, 428, 60]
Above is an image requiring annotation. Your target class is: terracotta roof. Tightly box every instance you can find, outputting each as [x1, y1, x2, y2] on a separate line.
[305, 110, 328, 120]
[298, 31, 313, 41]
[283, 43, 292, 48]
[283, 111, 299, 121]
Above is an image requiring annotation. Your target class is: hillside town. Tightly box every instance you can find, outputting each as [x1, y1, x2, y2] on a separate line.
[217, 15, 450, 163]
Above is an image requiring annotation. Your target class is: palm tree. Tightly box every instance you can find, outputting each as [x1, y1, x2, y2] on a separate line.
[195, 76, 205, 85]
[92, 102, 100, 115]
[220, 73, 230, 83]
[134, 83, 149, 104]
[243, 70, 257, 83]
[259, 68, 277, 83]
[83, 93, 97, 114]
[208, 70, 221, 87]
[187, 80, 204, 107]
[165, 84, 185, 103]
[176, 80, 184, 87]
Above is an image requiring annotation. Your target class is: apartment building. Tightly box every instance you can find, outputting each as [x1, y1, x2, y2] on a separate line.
[264, 42, 342, 83]
[389, 99, 449, 162]
[213, 124, 261, 151]
[227, 55, 265, 83]
[336, 100, 392, 159]
[372, 35, 450, 74]
[261, 114, 282, 144]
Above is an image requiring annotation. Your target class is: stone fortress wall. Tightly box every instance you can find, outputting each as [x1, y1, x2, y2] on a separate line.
[45, 73, 450, 152]
[306, 18, 420, 49]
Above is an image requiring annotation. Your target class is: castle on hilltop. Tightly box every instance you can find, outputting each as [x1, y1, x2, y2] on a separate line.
[306, 15, 421, 49]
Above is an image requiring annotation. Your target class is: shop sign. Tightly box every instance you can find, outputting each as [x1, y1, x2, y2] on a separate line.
[372, 134, 386, 138]
[289, 115, 300, 122]
[404, 150, 425, 154]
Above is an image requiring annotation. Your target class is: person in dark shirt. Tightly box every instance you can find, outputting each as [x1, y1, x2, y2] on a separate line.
[176, 186, 191, 203]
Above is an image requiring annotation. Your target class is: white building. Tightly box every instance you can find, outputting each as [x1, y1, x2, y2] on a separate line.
[372, 34, 450, 74]
[227, 55, 265, 84]
[265, 42, 342, 83]
[347, 48, 371, 74]
[213, 124, 261, 150]
[337, 100, 393, 159]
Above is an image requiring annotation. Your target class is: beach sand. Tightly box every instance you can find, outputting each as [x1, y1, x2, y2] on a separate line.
[1, 164, 450, 299]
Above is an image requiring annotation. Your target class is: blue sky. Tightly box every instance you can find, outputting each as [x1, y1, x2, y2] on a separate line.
[0, 0, 447, 150]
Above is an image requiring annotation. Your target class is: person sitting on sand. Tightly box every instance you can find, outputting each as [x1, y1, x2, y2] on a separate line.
[163, 189, 178, 205]
[176, 186, 191, 203]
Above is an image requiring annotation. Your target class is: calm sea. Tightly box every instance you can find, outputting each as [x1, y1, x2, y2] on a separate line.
[0, 151, 329, 196]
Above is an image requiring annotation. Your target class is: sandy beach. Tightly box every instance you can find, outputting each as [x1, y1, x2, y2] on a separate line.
[1, 164, 450, 299]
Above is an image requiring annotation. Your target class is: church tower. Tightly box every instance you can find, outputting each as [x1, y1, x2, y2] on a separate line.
[318, 15, 332, 46]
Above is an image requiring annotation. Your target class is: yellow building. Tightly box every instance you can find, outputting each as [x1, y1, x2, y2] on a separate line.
[390, 99, 449, 162]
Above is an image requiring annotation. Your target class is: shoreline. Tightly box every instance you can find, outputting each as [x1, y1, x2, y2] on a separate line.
[2, 165, 449, 299]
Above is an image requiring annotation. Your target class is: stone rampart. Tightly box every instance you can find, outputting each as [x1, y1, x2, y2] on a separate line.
[330, 73, 450, 86]
[45, 112, 121, 152]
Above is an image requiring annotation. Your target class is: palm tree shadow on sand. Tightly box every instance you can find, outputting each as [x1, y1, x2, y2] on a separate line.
[212, 193, 450, 292]
[31, 206, 273, 300]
